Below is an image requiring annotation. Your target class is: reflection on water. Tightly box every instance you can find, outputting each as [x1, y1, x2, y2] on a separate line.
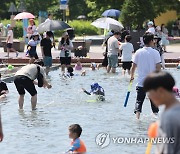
[0, 68, 179, 154]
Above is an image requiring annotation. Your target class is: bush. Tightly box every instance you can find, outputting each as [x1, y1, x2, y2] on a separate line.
[1, 19, 101, 38]
[68, 20, 100, 36]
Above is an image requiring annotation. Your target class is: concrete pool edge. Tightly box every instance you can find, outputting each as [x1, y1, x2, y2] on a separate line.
[1, 58, 180, 64]
[2, 63, 179, 83]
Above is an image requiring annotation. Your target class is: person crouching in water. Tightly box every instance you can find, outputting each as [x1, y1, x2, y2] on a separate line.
[82, 83, 105, 101]
[62, 66, 74, 79]
[14, 60, 52, 110]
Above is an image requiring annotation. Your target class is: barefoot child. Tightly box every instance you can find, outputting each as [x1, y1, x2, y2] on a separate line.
[90, 63, 97, 71]
[173, 86, 180, 98]
[120, 35, 134, 75]
[0, 73, 9, 99]
[27, 32, 40, 64]
[75, 58, 82, 71]
[144, 71, 180, 154]
[82, 83, 105, 101]
[66, 124, 86, 154]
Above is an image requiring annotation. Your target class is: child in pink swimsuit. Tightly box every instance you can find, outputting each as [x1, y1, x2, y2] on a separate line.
[75, 58, 82, 71]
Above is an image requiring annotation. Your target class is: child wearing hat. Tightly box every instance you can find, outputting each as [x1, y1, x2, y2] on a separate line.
[27, 32, 40, 64]
[82, 83, 105, 101]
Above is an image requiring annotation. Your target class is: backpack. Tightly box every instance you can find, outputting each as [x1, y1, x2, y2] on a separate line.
[37, 66, 44, 87]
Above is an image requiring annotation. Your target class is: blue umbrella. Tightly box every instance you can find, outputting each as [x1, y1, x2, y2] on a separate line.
[102, 9, 120, 18]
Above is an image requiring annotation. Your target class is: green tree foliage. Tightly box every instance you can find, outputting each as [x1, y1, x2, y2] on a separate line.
[152, 0, 180, 15]
[0, 0, 16, 19]
[68, 0, 89, 20]
[120, 0, 180, 29]
[86, 0, 124, 19]
[120, 0, 155, 29]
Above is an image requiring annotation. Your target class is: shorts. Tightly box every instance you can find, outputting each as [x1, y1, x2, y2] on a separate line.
[43, 56, 52, 67]
[29, 52, 39, 59]
[107, 55, 118, 68]
[60, 57, 71, 65]
[14, 75, 37, 96]
[122, 61, 132, 70]
[7, 43, 12, 49]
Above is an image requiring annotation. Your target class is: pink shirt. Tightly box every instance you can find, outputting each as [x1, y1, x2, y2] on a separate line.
[75, 64, 82, 71]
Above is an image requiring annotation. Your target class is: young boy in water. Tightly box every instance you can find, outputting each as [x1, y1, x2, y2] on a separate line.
[66, 124, 86, 154]
[82, 83, 105, 101]
[143, 71, 180, 154]
[119, 35, 134, 75]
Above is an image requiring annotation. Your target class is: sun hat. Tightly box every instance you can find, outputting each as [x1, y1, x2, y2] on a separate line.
[91, 83, 100, 92]
[62, 31, 69, 37]
[156, 26, 161, 31]
[6, 24, 11, 29]
[32, 31, 39, 36]
[148, 21, 154, 26]
[91, 63, 96, 68]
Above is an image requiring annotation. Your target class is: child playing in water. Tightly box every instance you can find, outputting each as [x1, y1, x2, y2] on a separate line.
[27, 32, 40, 64]
[119, 35, 134, 75]
[66, 124, 86, 154]
[173, 86, 180, 98]
[62, 66, 74, 78]
[82, 83, 105, 101]
[90, 63, 97, 71]
[0, 73, 9, 99]
[75, 58, 82, 71]
[143, 71, 180, 154]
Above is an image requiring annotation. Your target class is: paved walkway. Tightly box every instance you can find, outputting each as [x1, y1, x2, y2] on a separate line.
[0, 43, 180, 63]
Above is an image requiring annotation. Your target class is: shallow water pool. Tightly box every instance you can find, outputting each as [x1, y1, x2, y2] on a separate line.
[1, 68, 180, 154]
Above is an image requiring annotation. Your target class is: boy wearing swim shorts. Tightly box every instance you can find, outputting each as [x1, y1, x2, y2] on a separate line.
[120, 35, 134, 75]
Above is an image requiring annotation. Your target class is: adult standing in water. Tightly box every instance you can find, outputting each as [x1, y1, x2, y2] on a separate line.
[41, 31, 54, 75]
[58, 32, 73, 72]
[130, 32, 161, 119]
[107, 31, 121, 73]
[14, 60, 52, 110]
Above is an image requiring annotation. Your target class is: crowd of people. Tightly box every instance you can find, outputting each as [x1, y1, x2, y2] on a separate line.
[0, 19, 180, 153]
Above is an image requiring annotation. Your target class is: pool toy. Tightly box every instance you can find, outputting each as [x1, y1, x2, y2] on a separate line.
[7, 64, 14, 70]
[124, 81, 133, 107]
[145, 122, 158, 154]
[86, 99, 96, 103]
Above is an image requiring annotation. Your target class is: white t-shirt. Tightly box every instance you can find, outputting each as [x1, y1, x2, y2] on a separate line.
[107, 36, 119, 56]
[133, 47, 161, 87]
[58, 40, 73, 58]
[147, 27, 155, 34]
[7, 30, 13, 44]
[120, 42, 134, 62]
[15, 64, 46, 81]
